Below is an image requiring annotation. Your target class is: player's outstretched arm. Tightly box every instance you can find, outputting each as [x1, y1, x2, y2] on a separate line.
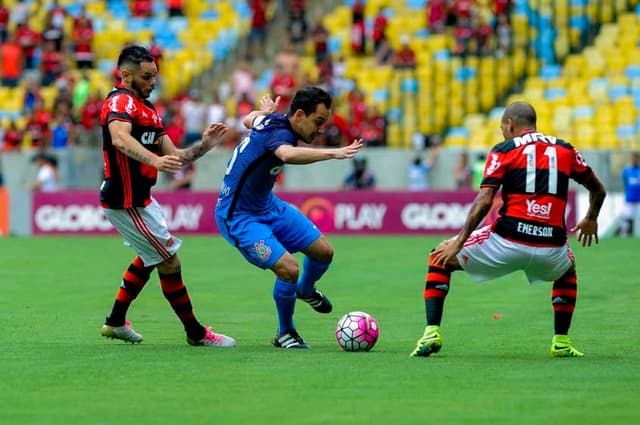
[160, 123, 229, 164]
[275, 138, 364, 164]
[570, 174, 606, 247]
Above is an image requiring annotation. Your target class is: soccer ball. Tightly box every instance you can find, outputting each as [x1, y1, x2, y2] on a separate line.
[335, 311, 379, 352]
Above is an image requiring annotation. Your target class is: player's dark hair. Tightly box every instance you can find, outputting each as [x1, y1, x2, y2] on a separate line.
[504, 101, 537, 127]
[117, 45, 154, 69]
[289, 86, 332, 115]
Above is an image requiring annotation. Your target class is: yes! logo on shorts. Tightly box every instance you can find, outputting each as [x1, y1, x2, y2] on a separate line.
[253, 240, 272, 260]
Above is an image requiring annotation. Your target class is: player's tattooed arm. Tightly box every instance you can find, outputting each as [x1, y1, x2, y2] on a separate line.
[181, 142, 209, 162]
[109, 121, 182, 172]
[178, 123, 229, 163]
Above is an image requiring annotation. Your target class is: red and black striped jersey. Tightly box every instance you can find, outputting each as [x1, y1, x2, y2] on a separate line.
[481, 130, 594, 246]
[99, 86, 166, 209]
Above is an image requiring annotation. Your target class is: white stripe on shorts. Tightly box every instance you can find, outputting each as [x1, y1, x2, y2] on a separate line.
[103, 197, 182, 267]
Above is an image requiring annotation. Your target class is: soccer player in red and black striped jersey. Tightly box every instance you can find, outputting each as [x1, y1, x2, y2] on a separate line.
[99, 45, 236, 348]
[411, 102, 606, 358]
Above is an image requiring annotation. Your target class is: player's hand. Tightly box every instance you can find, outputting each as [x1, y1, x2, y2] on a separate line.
[201, 123, 229, 148]
[334, 139, 365, 159]
[259, 95, 280, 114]
[571, 218, 599, 247]
[431, 236, 462, 267]
[153, 155, 183, 172]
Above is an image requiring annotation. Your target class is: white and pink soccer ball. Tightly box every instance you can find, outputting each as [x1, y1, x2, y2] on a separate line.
[335, 311, 379, 352]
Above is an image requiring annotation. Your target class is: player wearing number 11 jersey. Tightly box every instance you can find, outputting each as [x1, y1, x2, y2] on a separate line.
[411, 102, 606, 358]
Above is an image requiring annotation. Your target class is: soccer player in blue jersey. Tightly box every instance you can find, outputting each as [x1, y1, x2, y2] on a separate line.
[621, 151, 640, 237]
[215, 87, 364, 349]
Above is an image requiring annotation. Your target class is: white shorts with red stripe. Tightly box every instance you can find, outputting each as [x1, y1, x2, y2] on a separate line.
[457, 225, 574, 284]
[103, 197, 182, 267]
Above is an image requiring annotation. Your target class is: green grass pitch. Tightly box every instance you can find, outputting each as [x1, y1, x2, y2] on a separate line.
[0, 235, 638, 425]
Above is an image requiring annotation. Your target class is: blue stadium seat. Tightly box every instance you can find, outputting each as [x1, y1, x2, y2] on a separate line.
[489, 107, 505, 119]
[540, 64, 561, 80]
[545, 87, 567, 100]
[406, 0, 428, 9]
[625, 65, 640, 80]
[433, 49, 451, 61]
[447, 127, 470, 138]
[609, 86, 629, 101]
[127, 18, 149, 32]
[573, 105, 595, 119]
[401, 78, 418, 93]
[455, 67, 476, 81]
[372, 88, 389, 103]
[386, 107, 403, 121]
[201, 10, 219, 20]
[616, 124, 636, 139]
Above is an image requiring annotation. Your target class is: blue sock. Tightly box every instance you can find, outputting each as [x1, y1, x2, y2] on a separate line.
[296, 257, 331, 298]
[273, 278, 296, 333]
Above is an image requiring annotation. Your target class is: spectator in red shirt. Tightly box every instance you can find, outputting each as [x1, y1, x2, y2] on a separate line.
[348, 88, 367, 131]
[148, 36, 164, 70]
[311, 18, 329, 63]
[25, 99, 52, 149]
[77, 90, 103, 146]
[248, 0, 270, 60]
[15, 21, 41, 69]
[166, 0, 184, 17]
[132, 0, 153, 18]
[427, 0, 448, 34]
[351, 0, 366, 55]
[454, 16, 473, 57]
[72, 7, 94, 69]
[0, 0, 10, 43]
[1, 33, 22, 87]
[393, 35, 417, 69]
[372, 7, 388, 53]
[40, 40, 65, 86]
[2, 120, 23, 151]
[270, 62, 297, 113]
[164, 112, 186, 148]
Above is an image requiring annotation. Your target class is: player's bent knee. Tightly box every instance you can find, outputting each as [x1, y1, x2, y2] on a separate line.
[157, 254, 181, 274]
[272, 254, 300, 283]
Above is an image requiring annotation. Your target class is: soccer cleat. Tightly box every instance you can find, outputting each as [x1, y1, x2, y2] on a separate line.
[550, 335, 584, 358]
[410, 325, 442, 357]
[187, 326, 237, 347]
[272, 329, 311, 349]
[101, 320, 144, 344]
[297, 289, 332, 313]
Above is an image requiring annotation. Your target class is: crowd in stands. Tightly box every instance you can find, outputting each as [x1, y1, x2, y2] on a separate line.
[0, 0, 517, 155]
[2, 0, 635, 193]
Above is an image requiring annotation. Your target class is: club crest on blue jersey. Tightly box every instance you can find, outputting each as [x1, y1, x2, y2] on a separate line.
[254, 240, 272, 260]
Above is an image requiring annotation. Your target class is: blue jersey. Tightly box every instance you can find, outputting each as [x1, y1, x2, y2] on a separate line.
[216, 114, 296, 219]
[622, 165, 640, 202]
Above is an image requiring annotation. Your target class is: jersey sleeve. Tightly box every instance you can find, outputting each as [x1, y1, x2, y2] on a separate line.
[569, 146, 594, 184]
[104, 93, 136, 124]
[265, 128, 296, 152]
[480, 149, 506, 188]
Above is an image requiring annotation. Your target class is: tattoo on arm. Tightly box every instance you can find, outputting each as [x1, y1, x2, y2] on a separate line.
[182, 142, 209, 163]
[122, 146, 153, 165]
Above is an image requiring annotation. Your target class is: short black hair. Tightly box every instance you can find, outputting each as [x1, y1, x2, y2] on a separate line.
[117, 45, 154, 69]
[288, 86, 332, 115]
[503, 101, 537, 127]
